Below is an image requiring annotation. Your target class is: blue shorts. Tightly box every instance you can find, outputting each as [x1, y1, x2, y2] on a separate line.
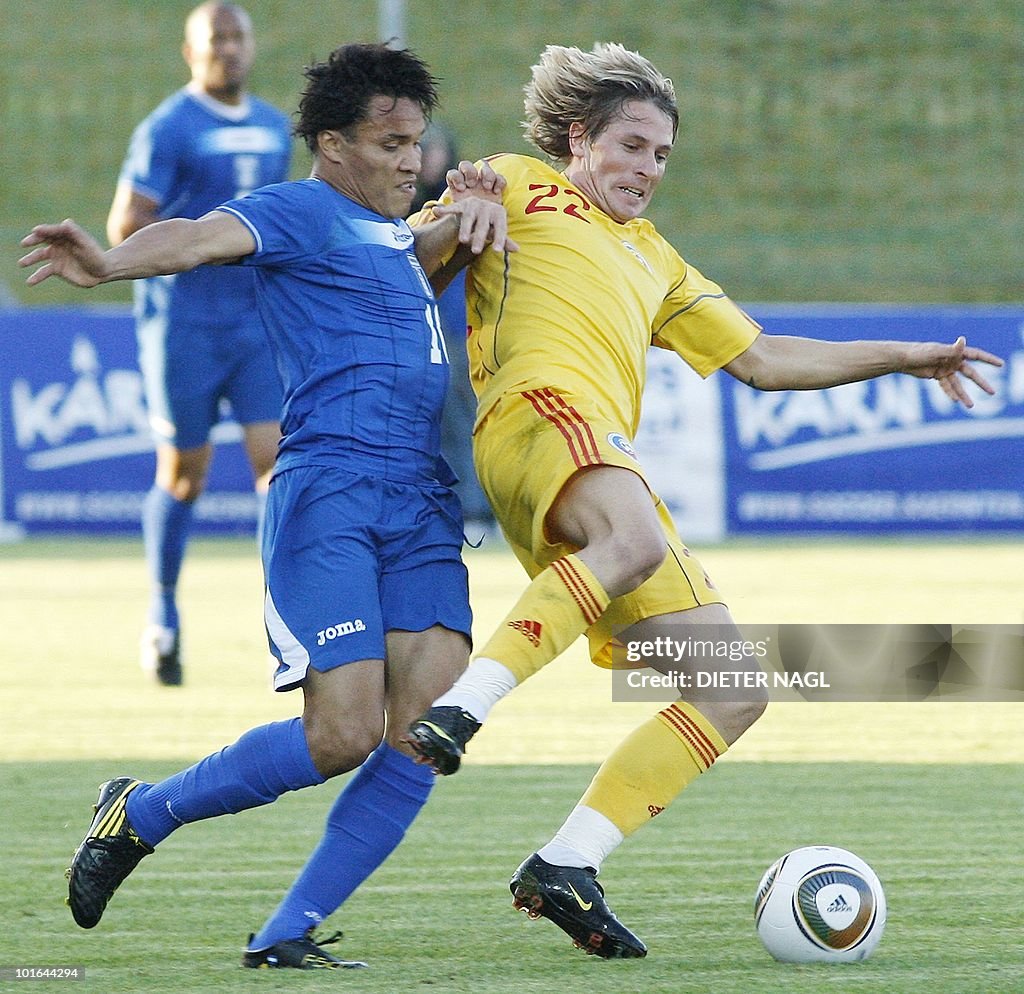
[137, 311, 282, 449]
[261, 465, 472, 692]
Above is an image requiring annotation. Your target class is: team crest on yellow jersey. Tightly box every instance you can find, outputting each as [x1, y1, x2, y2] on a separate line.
[607, 432, 638, 460]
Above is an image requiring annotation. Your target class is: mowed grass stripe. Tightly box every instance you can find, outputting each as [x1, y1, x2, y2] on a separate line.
[2, 539, 1022, 764]
[3, 760, 1021, 994]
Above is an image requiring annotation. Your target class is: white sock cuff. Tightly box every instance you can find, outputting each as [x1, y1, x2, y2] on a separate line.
[537, 804, 625, 872]
[431, 656, 518, 723]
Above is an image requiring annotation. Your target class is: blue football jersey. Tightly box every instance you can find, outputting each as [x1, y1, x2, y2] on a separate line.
[119, 87, 291, 328]
[218, 179, 452, 484]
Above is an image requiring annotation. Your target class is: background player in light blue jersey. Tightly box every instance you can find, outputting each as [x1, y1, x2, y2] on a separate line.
[108, 2, 291, 685]
[22, 43, 514, 968]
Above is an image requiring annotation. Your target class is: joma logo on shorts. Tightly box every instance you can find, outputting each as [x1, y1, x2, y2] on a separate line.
[316, 620, 367, 645]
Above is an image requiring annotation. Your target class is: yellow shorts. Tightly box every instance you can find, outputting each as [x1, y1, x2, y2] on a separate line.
[473, 388, 726, 667]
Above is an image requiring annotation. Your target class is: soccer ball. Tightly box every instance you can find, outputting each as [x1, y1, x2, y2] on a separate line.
[754, 845, 886, 963]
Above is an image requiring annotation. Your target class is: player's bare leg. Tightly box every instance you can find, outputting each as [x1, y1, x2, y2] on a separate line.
[404, 467, 663, 772]
[140, 442, 212, 685]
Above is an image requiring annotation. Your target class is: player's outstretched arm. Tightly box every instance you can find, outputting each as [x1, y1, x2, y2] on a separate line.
[20, 211, 256, 289]
[724, 333, 1002, 408]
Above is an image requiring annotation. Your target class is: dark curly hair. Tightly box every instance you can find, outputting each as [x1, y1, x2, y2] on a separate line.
[295, 43, 439, 153]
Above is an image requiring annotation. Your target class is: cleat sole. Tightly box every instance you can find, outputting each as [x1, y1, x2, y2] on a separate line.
[401, 728, 462, 776]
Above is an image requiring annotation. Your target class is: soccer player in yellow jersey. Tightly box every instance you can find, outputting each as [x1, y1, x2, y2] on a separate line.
[404, 43, 1002, 959]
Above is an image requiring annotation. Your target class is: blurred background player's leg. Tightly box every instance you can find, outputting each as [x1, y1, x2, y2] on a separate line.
[139, 321, 280, 687]
[437, 271, 496, 542]
[140, 441, 211, 685]
[411, 124, 497, 544]
[240, 420, 279, 547]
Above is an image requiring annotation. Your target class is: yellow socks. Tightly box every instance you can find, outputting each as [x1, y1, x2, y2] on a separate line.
[580, 701, 728, 837]
[477, 554, 610, 684]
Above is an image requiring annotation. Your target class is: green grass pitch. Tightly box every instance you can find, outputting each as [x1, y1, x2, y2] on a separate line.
[2, 538, 1022, 992]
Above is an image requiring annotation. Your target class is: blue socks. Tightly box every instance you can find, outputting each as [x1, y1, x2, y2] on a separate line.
[126, 718, 323, 846]
[125, 729, 435, 948]
[142, 486, 194, 630]
[248, 743, 435, 949]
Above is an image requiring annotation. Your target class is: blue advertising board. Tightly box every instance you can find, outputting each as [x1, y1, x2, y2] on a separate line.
[723, 306, 1024, 533]
[3, 305, 1022, 537]
[1, 307, 259, 536]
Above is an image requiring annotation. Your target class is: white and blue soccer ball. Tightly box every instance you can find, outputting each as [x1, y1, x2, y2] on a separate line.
[754, 845, 886, 963]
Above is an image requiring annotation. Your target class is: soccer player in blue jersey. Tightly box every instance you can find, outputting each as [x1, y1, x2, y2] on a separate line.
[109, 2, 291, 685]
[21, 43, 513, 969]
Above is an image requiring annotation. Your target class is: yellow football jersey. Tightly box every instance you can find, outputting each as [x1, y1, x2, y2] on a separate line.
[422, 153, 761, 436]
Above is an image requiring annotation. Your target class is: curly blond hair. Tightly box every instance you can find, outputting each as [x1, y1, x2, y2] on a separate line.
[523, 43, 677, 163]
